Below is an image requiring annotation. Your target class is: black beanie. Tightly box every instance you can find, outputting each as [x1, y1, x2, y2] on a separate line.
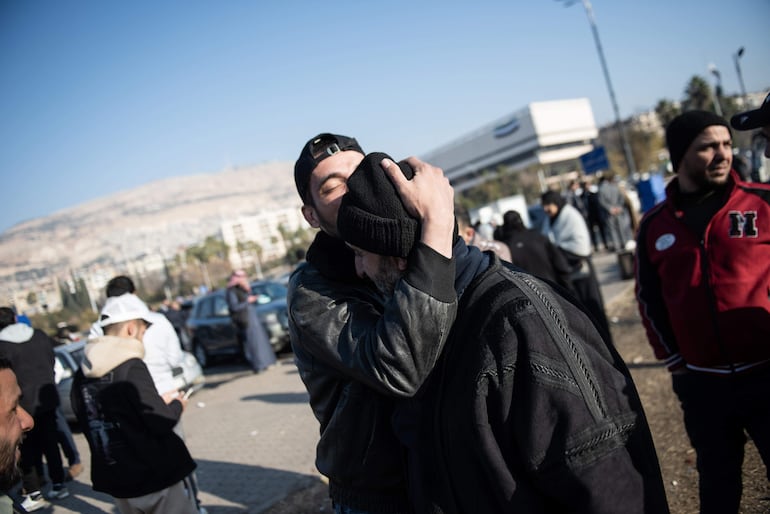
[665, 110, 730, 172]
[337, 152, 419, 258]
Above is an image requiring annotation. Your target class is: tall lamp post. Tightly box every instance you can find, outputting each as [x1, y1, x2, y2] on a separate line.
[560, 0, 637, 175]
[733, 47, 748, 106]
[707, 63, 723, 116]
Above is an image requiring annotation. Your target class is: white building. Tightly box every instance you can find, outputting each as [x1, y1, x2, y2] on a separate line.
[221, 207, 308, 271]
[1, 274, 63, 315]
[421, 98, 598, 193]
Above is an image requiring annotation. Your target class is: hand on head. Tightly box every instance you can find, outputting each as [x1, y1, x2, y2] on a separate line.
[381, 157, 455, 258]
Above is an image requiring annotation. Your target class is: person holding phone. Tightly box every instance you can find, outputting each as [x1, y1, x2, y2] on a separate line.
[72, 293, 199, 514]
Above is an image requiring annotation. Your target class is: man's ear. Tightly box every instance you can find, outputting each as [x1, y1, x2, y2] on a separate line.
[125, 320, 142, 339]
[301, 205, 321, 229]
[461, 227, 475, 244]
[396, 257, 408, 271]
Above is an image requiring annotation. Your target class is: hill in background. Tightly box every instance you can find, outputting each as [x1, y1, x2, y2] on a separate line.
[0, 161, 300, 279]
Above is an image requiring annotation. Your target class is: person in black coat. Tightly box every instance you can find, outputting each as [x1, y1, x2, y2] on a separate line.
[498, 210, 574, 291]
[71, 294, 198, 513]
[0, 307, 69, 507]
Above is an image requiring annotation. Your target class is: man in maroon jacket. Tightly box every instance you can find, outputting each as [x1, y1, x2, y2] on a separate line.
[635, 110, 770, 514]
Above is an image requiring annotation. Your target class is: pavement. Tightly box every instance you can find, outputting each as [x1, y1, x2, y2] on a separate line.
[37, 250, 634, 514]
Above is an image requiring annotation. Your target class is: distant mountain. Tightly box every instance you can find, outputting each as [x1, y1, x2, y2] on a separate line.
[0, 161, 300, 279]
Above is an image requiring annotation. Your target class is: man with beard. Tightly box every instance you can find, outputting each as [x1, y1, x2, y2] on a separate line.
[0, 308, 68, 510]
[336, 152, 669, 513]
[0, 358, 35, 513]
[635, 110, 770, 513]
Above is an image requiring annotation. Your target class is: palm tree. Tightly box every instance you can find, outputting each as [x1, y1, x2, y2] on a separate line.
[236, 240, 263, 278]
[682, 76, 714, 112]
[655, 99, 681, 128]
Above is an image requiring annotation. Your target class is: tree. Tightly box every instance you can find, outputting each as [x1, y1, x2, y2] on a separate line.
[628, 128, 664, 174]
[187, 236, 228, 264]
[655, 99, 680, 128]
[184, 235, 229, 292]
[236, 239, 263, 278]
[682, 76, 715, 112]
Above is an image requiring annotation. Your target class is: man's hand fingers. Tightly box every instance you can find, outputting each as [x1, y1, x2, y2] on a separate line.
[380, 157, 453, 221]
[381, 158, 410, 189]
[381, 158, 420, 217]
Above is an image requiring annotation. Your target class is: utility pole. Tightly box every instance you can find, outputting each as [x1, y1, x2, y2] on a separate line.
[561, 0, 637, 175]
[733, 47, 748, 106]
[708, 63, 723, 116]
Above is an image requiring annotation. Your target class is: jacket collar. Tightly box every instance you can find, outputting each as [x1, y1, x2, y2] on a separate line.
[305, 231, 359, 283]
[0, 323, 33, 343]
[665, 168, 740, 209]
[82, 335, 144, 378]
[453, 238, 490, 298]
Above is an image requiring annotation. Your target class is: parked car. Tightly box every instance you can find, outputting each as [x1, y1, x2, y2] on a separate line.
[54, 341, 86, 423]
[170, 351, 205, 394]
[250, 280, 288, 304]
[184, 283, 290, 368]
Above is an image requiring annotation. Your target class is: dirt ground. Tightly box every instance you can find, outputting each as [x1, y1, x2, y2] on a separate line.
[265, 287, 770, 514]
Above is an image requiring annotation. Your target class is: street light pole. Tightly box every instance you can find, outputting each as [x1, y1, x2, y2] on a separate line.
[707, 63, 723, 116]
[733, 47, 748, 106]
[562, 0, 637, 175]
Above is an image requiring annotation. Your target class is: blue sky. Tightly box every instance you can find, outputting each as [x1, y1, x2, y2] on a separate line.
[1, 0, 768, 233]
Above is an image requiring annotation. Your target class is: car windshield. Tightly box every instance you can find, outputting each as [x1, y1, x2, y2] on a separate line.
[250, 281, 287, 304]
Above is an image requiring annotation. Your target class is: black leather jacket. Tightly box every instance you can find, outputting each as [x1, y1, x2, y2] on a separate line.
[288, 232, 457, 513]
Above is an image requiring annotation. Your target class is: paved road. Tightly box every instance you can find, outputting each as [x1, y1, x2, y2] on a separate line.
[39, 250, 633, 514]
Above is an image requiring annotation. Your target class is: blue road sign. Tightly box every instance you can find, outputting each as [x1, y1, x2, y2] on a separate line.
[579, 146, 610, 174]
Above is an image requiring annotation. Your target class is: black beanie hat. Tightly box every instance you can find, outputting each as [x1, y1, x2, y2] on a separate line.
[294, 133, 364, 204]
[337, 152, 419, 258]
[665, 110, 730, 172]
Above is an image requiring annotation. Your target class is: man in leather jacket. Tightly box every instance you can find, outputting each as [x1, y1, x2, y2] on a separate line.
[335, 152, 670, 513]
[288, 134, 457, 513]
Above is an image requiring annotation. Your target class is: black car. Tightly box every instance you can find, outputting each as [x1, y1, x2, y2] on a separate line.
[184, 283, 290, 368]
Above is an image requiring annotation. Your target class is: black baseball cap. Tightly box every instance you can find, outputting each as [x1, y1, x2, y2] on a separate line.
[730, 92, 770, 131]
[294, 133, 364, 204]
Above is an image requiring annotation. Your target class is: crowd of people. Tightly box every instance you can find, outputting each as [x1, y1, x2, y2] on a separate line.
[0, 276, 212, 513]
[0, 96, 768, 513]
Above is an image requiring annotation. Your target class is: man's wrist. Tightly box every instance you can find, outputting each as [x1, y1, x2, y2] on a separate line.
[419, 216, 455, 258]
